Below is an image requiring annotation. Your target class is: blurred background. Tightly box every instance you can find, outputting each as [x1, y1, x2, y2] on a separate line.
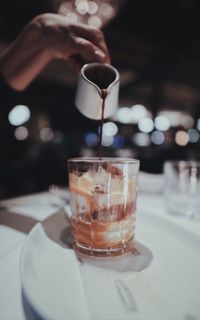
[1, 0, 200, 199]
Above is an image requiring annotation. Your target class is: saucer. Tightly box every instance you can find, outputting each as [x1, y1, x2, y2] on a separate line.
[20, 208, 200, 320]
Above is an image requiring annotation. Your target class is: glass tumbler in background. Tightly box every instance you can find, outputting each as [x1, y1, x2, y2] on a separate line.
[68, 158, 140, 257]
[164, 160, 200, 219]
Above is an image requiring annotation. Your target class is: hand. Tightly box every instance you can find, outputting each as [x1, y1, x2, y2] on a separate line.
[35, 13, 110, 68]
[0, 13, 110, 90]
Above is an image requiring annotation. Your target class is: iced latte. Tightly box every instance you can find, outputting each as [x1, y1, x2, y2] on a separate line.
[68, 158, 139, 257]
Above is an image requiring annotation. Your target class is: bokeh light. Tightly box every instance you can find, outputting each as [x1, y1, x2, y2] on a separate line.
[181, 114, 194, 129]
[138, 117, 154, 133]
[101, 135, 114, 147]
[158, 110, 194, 128]
[14, 126, 29, 141]
[81, 147, 95, 158]
[132, 133, 150, 147]
[197, 118, 200, 131]
[84, 132, 99, 147]
[151, 131, 165, 145]
[112, 135, 125, 148]
[8, 105, 31, 126]
[75, 0, 87, 6]
[116, 148, 134, 158]
[40, 127, 54, 142]
[102, 122, 118, 136]
[88, 1, 98, 14]
[76, 1, 89, 14]
[116, 107, 132, 124]
[130, 104, 149, 123]
[58, 0, 118, 27]
[58, 2, 73, 15]
[99, 3, 115, 19]
[154, 115, 170, 131]
[65, 12, 78, 21]
[158, 111, 182, 127]
[175, 130, 189, 146]
[88, 15, 102, 28]
[188, 129, 200, 143]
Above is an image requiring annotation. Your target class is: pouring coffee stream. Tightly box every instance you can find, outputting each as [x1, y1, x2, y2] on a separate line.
[99, 88, 107, 158]
[75, 63, 120, 158]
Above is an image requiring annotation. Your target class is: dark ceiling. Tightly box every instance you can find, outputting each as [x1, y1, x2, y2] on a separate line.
[103, 0, 200, 116]
[1, 0, 200, 198]
[1, 0, 200, 47]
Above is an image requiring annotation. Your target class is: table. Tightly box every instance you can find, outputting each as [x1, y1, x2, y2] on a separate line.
[0, 184, 200, 320]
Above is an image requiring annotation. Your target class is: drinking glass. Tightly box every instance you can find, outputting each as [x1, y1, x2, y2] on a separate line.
[68, 158, 140, 257]
[164, 160, 200, 219]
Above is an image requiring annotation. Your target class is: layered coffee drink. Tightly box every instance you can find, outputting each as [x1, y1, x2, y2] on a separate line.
[68, 158, 139, 257]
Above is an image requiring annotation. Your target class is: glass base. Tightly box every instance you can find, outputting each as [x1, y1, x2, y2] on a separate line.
[73, 237, 134, 257]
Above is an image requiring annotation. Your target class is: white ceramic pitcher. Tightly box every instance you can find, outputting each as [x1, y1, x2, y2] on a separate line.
[75, 63, 120, 120]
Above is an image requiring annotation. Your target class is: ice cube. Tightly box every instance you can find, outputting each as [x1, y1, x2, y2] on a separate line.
[93, 184, 104, 193]
[89, 166, 111, 193]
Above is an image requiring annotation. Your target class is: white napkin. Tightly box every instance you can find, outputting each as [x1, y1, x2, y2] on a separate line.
[21, 223, 90, 320]
[20, 210, 200, 320]
[0, 243, 25, 320]
[2, 192, 65, 221]
[8, 204, 57, 221]
[0, 226, 25, 259]
[21, 219, 153, 320]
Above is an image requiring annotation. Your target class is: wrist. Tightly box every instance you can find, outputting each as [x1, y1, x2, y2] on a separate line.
[31, 14, 53, 60]
[0, 15, 53, 91]
[32, 14, 57, 60]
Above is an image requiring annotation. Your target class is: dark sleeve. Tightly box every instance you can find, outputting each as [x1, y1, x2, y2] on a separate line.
[0, 71, 14, 94]
[0, 71, 22, 115]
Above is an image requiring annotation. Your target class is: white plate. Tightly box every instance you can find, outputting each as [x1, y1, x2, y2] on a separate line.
[20, 209, 200, 320]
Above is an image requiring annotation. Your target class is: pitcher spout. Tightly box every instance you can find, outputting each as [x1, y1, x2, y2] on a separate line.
[75, 63, 120, 120]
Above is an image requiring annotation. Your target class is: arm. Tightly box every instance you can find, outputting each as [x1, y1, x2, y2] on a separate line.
[0, 13, 110, 91]
[0, 19, 51, 91]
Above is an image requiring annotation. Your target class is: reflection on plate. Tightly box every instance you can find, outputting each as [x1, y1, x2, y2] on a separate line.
[20, 209, 200, 320]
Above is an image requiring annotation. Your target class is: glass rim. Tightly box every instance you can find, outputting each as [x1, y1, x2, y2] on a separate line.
[68, 157, 140, 165]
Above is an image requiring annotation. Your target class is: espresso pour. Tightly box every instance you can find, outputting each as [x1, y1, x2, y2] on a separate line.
[75, 63, 120, 120]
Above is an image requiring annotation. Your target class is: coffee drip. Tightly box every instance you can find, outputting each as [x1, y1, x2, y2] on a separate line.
[84, 65, 117, 158]
[75, 63, 120, 157]
[99, 89, 108, 159]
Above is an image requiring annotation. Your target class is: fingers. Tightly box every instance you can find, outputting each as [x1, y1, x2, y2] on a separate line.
[37, 13, 111, 65]
[71, 24, 111, 64]
[74, 37, 107, 64]
[88, 29, 111, 64]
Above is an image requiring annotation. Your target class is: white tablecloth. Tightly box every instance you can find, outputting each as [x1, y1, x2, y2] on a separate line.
[0, 175, 200, 320]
